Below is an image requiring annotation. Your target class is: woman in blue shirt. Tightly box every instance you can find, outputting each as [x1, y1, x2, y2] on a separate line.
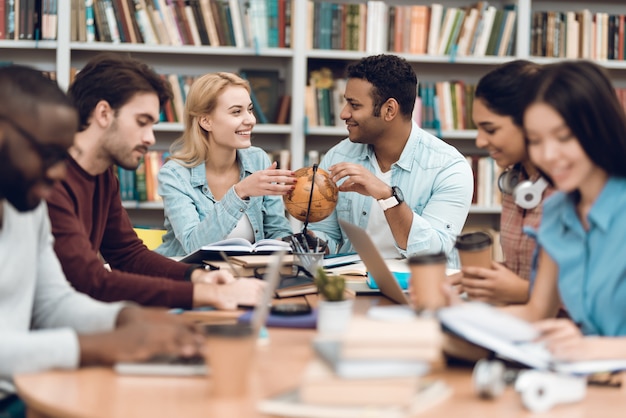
[508, 61, 626, 361]
[156, 73, 295, 257]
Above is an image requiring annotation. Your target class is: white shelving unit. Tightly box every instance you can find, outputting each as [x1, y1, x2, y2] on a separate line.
[4, 0, 625, 228]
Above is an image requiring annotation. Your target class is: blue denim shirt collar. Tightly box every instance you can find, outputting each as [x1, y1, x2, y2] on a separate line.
[188, 150, 255, 189]
[363, 122, 421, 174]
[559, 177, 618, 236]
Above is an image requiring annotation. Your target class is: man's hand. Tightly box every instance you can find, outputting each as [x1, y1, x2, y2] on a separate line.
[79, 308, 204, 366]
[329, 162, 391, 198]
[192, 278, 266, 310]
[191, 268, 235, 284]
[234, 162, 296, 199]
[459, 261, 530, 305]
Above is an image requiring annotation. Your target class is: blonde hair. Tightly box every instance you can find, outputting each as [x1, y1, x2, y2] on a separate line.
[168, 72, 250, 167]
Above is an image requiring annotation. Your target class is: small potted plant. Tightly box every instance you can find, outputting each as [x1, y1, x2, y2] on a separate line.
[314, 267, 354, 334]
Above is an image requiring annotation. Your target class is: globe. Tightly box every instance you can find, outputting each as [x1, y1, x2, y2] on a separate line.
[284, 166, 339, 223]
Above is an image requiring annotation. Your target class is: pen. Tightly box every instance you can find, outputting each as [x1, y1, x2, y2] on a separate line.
[219, 250, 241, 277]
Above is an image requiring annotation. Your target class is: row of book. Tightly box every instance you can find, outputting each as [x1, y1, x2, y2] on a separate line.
[531, 10, 626, 61]
[417, 81, 477, 132]
[118, 151, 168, 202]
[109, 69, 289, 125]
[71, 0, 293, 48]
[118, 148, 297, 202]
[307, 1, 518, 57]
[466, 155, 503, 208]
[0, 0, 57, 40]
[304, 71, 479, 132]
[305, 68, 346, 128]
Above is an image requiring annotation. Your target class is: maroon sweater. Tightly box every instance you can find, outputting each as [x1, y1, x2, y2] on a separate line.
[47, 158, 194, 308]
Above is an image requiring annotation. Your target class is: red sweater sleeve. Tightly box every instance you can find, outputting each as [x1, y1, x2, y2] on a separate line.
[46, 161, 194, 308]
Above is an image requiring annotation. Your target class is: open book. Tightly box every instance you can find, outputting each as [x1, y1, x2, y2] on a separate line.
[439, 303, 626, 375]
[180, 238, 291, 263]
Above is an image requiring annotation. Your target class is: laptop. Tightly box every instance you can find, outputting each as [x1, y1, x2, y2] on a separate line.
[114, 251, 286, 376]
[338, 220, 411, 305]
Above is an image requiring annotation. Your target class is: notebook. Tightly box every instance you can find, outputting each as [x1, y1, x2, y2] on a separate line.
[114, 251, 287, 376]
[338, 220, 411, 305]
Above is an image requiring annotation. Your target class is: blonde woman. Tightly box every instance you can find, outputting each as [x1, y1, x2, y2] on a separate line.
[156, 72, 295, 257]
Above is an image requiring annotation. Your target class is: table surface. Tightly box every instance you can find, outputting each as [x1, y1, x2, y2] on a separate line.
[15, 297, 626, 418]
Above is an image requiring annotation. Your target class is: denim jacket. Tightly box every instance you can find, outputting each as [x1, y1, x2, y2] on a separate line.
[155, 147, 293, 257]
[310, 122, 473, 268]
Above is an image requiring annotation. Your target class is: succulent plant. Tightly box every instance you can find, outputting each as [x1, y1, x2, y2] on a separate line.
[314, 267, 346, 302]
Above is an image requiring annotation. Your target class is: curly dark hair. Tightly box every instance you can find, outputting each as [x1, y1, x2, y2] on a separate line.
[346, 54, 417, 119]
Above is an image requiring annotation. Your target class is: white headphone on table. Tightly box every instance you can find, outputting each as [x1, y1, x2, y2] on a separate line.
[498, 165, 548, 210]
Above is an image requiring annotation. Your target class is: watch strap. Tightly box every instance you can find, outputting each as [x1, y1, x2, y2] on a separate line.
[377, 194, 400, 211]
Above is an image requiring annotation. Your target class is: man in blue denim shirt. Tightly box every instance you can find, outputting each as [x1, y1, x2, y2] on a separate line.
[310, 55, 473, 268]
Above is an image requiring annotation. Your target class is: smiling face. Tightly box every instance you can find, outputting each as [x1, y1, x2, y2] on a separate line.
[204, 85, 255, 149]
[100, 92, 159, 170]
[0, 104, 78, 211]
[339, 78, 386, 145]
[525, 102, 607, 194]
[473, 98, 527, 169]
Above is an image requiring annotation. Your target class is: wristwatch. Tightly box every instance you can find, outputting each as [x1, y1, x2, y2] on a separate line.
[377, 186, 404, 211]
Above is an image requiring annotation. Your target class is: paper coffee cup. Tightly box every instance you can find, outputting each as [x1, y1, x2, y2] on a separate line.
[408, 252, 447, 313]
[454, 232, 493, 277]
[203, 323, 256, 397]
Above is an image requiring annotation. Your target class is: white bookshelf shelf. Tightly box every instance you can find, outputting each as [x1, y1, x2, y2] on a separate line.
[9, 0, 622, 227]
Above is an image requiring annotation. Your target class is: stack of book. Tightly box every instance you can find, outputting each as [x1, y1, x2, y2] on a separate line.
[258, 315, 449, 417]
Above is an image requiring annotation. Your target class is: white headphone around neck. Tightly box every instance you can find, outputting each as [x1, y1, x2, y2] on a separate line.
[498, 166, 548, 210]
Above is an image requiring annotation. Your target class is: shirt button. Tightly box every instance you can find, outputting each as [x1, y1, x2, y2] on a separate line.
[255, 230, 259, 233]
[239, 208, 244, 212]
[202, 186, 208, 192]
[362, 211, 367, 216]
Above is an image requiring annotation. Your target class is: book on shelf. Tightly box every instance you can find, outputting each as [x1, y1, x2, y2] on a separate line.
[275, 94, 291, 125]
[180, 238, 291, 263]
[439, 302, 626, 375]
[258, 373, 451, 418]
[239, 69, 281, 123]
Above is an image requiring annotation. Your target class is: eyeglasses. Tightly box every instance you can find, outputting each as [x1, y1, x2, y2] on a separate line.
[0, 114, 69, 168]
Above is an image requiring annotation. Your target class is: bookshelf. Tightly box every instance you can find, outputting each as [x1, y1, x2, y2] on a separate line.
[3, 0, 626, 228]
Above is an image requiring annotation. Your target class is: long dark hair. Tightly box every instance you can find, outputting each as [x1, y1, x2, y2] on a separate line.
[526, 60, 626, 178]
[475, 60, 543, 127]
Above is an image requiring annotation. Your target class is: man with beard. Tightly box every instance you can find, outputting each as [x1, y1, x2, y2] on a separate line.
[46, 53, 265, 309]
[310, 54, 473, 268]
[0, 65, 206, 417]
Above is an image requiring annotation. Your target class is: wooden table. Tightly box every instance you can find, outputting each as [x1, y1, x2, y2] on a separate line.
[15, 297, 626, 418]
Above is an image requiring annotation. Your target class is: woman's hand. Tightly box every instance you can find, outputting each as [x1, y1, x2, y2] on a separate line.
[534, 319, 594, 361]
[233, 162, 296, 199]
[459, 261, 530, 305]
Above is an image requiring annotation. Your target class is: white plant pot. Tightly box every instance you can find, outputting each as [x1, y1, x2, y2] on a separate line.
[316, 299, 354, 335]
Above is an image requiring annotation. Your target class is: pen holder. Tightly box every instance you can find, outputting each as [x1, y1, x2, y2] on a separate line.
[294, 252, 324, 277]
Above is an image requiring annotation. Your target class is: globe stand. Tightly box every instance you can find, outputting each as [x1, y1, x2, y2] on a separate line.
[301, 164, 318, 237]
[283, 164, 332, 255]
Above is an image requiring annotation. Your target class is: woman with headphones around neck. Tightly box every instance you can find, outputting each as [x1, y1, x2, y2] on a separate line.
[451, 60, 553, 305]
